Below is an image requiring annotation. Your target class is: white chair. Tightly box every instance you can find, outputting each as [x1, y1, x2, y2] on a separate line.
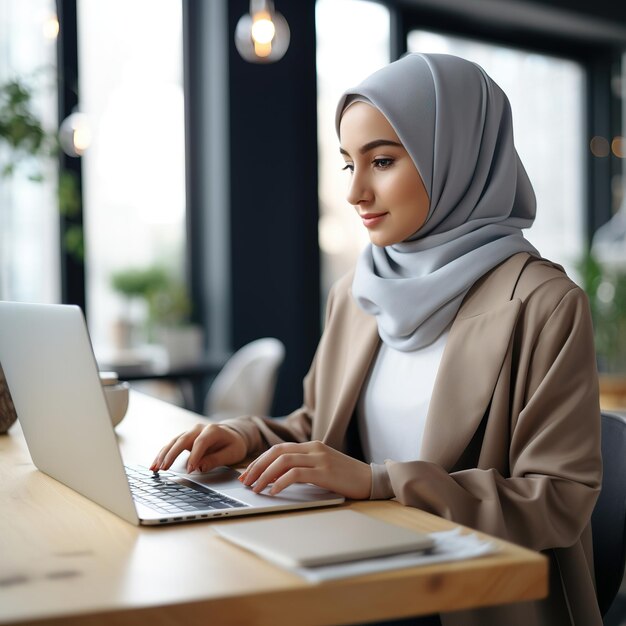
[204, 338, 285, 419]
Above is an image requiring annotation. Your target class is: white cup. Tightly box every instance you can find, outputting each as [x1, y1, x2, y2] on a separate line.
[99, 371, 130, 427]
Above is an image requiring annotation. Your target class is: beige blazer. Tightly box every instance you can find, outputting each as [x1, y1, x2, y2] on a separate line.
[226, 253, 602, 626]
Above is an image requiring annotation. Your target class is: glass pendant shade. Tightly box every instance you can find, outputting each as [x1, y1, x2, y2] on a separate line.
[235, 0, 290, 63]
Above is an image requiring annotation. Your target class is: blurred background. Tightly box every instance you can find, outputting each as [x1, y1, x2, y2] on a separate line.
[2, 1, 626, 621]
[1, 0, 625, 418]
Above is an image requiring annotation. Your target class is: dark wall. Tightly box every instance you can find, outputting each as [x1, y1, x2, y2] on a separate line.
[227, 0, 320, 415]
[392, 0, 626, 28]
[523, 0, 626, 24]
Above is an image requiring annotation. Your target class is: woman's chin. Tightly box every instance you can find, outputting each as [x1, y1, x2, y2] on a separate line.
[368, 232, 399, 248]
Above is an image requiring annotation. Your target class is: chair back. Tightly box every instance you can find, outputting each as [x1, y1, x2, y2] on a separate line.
[204, 338, 285, 418]
[591, 410, 626, 617]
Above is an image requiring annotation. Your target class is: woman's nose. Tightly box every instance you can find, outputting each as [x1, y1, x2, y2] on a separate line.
[346, 169, 373, 206]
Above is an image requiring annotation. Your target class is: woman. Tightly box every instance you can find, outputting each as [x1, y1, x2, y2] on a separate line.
[152, 54, 602, 625]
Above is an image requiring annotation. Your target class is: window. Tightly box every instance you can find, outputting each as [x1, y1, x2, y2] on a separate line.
[77, 0, 187, 362]
[0, 0, 60, 303]
[408, 31, 586, 279]
[316, 0, 390, 301]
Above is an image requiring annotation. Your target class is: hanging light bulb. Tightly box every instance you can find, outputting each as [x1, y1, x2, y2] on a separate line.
[42, 14, 60, 40]
[251, 9, 275, 58]
[59, 111, 92, 157]
[235, 0, 290, 63]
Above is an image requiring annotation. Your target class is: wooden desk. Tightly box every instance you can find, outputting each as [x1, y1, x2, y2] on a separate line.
[0, 392, 548, 626]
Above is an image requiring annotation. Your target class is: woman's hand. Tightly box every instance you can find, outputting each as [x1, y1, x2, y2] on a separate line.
[150, 423, 247, 473]
[238, 441, 372, 500]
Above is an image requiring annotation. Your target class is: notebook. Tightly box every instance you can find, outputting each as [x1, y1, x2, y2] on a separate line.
[214, 509, 435, 568]
[0, 301, 344, 525]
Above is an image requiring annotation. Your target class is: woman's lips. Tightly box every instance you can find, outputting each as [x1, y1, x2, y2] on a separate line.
[360, 212, 388, 228]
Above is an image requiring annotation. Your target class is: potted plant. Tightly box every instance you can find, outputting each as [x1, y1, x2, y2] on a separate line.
[578, 248, 626, 408]
[110, 265, 203, 366]
[110, 265, 170, 347]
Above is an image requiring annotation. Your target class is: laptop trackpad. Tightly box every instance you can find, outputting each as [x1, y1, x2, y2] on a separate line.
[178, 466, 342, 504]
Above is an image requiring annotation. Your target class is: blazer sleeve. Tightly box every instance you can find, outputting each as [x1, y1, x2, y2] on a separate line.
[376, 286, 602, 551]
[220, 378, 315, 454]
[218, 282, 340, 454]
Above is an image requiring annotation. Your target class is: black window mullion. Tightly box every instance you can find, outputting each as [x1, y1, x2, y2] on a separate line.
[56, 0, 86, 311]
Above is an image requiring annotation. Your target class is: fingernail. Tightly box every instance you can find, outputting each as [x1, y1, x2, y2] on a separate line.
[187, 464, 194, 473]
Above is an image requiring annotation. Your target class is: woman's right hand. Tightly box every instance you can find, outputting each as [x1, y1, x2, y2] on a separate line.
[150, 423, 247, 474]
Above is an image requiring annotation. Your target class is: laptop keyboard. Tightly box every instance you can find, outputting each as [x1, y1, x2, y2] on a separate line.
[125, 465, 248, 515]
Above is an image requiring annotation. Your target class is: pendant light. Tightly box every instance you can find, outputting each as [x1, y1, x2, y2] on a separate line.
[59, 111, 92, 157]
[235, 0, 290, 64]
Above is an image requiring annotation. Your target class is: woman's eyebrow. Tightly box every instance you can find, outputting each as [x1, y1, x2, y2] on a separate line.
[339, 139, 403, 156]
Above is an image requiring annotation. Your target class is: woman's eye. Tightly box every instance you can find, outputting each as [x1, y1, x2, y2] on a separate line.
[341, 163, 354, 173]
[373, 158, 394, 169]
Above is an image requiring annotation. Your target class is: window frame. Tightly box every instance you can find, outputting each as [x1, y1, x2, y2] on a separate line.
[56, 0, 85, 310]
[384, 0, 624, 242]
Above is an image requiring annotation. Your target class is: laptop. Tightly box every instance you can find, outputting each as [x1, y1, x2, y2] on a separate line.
[0, 301, 345, 525]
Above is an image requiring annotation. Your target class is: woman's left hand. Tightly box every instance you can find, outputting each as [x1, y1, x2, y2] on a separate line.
[238, 441, 372, 500]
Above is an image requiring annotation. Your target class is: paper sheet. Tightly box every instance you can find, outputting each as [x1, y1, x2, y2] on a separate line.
[289, 528, 497, 583]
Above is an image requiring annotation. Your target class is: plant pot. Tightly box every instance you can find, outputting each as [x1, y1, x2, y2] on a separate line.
[155, 324, 204, 369]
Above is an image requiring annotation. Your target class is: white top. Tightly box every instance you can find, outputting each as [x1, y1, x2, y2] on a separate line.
[357, 330, 449, 464]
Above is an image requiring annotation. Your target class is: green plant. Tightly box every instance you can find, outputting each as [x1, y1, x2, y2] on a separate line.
[0, 72, 83, 259]
[111, 265, 192, 330]
[577, 249, 626, 373]
[151, 279, 192, 326]
[111, 266, 169, 299]
[0, 75, 56, 178]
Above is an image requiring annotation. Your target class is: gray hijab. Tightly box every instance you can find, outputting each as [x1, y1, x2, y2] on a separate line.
[336, 53, 539, 351]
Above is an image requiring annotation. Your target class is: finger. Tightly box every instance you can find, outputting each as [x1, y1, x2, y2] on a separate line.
[267, 467, 317, 495]
[249, 453, 315, 493]
[150, 447, 169, 471]
[196, 446, 238, 473]
[188, 425, 245, 472]
[187, 428, 225, 471]
[241, 443, 306, 485]
[150, 434, 187, 470]
[160, 426, 203, 470]
[241, 447, 285, 486]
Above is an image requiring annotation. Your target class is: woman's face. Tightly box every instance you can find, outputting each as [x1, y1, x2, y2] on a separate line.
[339, 102, 430, 247]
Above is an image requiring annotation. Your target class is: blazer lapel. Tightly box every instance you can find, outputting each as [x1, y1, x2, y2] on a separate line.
[419, 299, 521, 469]
[323, 307, 379, 449]
[419, 253, 531, 469]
